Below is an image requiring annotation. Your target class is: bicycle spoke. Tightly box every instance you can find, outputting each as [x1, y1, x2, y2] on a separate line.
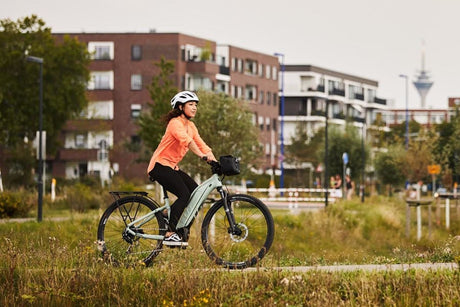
[97, 196, 165, 267]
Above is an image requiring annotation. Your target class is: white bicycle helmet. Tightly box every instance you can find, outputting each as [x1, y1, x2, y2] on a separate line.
[170, 91, 199, 109]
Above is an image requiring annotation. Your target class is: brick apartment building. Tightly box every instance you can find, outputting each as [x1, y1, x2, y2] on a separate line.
[51, 32, 279, 183]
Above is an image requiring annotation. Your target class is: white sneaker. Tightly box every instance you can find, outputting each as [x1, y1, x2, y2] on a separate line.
[163, 233, 188, 247]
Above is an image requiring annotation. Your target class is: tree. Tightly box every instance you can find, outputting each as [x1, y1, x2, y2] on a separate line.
[386, 119, 421, 145]
[433, 113, 460, 188]
[285, 122, 323, 186]
[0, 15, 90, 151]
[404, 127, 435, 183]
[374, 145, 407, 195]
[135, 57, 178, 161]
[181, 91, 260, 180]
[316, 124, 368, 183]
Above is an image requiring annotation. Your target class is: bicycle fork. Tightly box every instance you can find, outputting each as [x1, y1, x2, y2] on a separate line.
[217, 187, 242, 236]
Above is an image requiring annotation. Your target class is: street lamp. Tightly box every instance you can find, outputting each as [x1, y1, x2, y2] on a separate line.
[274, 53, 285, 194]
[399, 74, 409, 150]
[27, 55, 44, 222]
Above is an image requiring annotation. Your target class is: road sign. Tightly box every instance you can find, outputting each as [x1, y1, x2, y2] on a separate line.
[427, 164, 441, 175]
[342, 152, 348, 165]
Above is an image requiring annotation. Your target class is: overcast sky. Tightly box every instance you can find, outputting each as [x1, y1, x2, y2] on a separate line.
[2, 0, 459, 109]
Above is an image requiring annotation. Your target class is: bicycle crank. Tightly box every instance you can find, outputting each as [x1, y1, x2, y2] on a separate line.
[122, 226, 144, 244]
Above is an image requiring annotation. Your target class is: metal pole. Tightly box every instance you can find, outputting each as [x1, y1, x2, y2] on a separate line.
[399, 74, 409, 150]
[325, 100, 329, 207]
[274, 53, 285, 195]
[361, 121, 365, 203]
[38, 61, 43, 222]
[27, 56, 44, 222]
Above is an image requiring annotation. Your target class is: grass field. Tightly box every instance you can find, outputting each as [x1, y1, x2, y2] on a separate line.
[1, 195, 459, 305]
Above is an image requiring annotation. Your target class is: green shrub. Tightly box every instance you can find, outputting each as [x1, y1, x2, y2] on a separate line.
[65, 183, 105, 212]
[0, 190, 34, 218]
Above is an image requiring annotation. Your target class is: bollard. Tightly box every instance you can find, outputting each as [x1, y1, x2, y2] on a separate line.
[416, 205, 422, 241]
[446, 198, 450, 229]
[51, 178, 56, 202]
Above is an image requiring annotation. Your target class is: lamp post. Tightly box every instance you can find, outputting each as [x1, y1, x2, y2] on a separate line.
[27, 55, 44, 222]
[399, 74, 409, 150]
[274, 53, 285, 194]
[324, 100, 329, 206]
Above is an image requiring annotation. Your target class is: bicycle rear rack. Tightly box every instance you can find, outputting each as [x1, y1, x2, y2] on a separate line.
[109, 191, 149, 202]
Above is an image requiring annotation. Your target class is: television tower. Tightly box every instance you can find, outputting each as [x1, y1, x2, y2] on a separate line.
[413, 42, 433, 109]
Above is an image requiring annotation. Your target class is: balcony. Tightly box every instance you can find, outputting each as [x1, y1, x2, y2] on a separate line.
[306, 85, 325, 92]
[353, 93, 364, 100]
[310, 110, 326, 117]
[329, 88, 345, 96]
[186, 61, 219, 75]
[374, 97, 387, 105]
[219, 66, 230, 75]
[65, 119, 112, 132]
[58, 148, 98, 161]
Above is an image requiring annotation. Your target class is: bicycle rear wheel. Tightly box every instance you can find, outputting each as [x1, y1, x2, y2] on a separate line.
[201, 194, 274, 269]
[97, 195, 166, 266]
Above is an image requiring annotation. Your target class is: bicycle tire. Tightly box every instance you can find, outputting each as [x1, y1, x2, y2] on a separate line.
[201, 194, 275, 269]
[97, 195, 166, 267]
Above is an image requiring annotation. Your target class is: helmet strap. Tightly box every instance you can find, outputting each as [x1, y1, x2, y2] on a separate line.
[179, 105, 192, 120]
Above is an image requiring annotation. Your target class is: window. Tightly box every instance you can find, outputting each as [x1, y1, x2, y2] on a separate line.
[238, 59, 244, 73]
[259, 90, 264, 104]
[95, 74, 110, 89]
[272, 66, 277, 80]
[245, 85, 257, 101]
[86, 101, 114, 119]
[131, 45, 142, 60]
[131, 74, 142, 90]
[265, 117, 270, 131]
[131, 104, 141, 118]
[88, 71, 114, 90]
[75, 134, 86, 148]
[273, 93, 277, 106]
[259, 116, 264, 131]
[266, 91, 271, 105]
[232, 58, 237, 71]
[245, 59, 257, 75]
[88, 42, 114, 60]
[272, 118, 277, 131]
[265, 65, 271, 79]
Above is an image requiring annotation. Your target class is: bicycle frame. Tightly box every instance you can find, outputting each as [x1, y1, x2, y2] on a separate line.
[125, 173, 223, 241]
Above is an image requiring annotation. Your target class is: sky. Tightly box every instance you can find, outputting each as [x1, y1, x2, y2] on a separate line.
[1, 0, 459, 109]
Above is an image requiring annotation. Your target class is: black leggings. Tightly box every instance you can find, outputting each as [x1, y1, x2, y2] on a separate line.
[148, 163, 198, 233]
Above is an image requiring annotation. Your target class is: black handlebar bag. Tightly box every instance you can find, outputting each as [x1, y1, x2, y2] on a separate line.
[219, 155, 240, 176]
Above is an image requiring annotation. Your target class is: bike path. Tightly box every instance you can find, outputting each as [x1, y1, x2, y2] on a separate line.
[241, 262, 458, 272]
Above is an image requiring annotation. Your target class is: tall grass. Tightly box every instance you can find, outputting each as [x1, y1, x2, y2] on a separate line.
[1, 196, 459, 305]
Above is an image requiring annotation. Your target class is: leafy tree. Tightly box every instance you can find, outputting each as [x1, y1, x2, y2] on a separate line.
[181, 91, 260, 180]
[316, 124, 368, 183]
[0, 15, 90, 151]
[285, 122, 323, 186]
[404, 127, 436, 183]
[374, 145, 407, 195]
[433, 113, 460, 188]
[137, 57, 178, 158]
[386, 120, 421, 145]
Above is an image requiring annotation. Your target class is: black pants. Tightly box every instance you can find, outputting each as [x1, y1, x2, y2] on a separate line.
[148, 163, 198, 233]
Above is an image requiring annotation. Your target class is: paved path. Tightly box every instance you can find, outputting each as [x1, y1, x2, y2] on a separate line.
[242, 262, 458, 272]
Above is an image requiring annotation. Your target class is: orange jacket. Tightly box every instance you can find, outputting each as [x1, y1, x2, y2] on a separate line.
[147, 116, 211, 173]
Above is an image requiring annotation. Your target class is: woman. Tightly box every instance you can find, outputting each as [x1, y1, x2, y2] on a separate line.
[147, 91, 216, 246]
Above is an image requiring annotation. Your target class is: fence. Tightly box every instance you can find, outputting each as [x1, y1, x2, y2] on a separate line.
[233, 187, 336, 208]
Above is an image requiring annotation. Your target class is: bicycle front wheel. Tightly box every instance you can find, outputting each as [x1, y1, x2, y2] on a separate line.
[97, 196, 166, 267]
[201, 194, 274, 269]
